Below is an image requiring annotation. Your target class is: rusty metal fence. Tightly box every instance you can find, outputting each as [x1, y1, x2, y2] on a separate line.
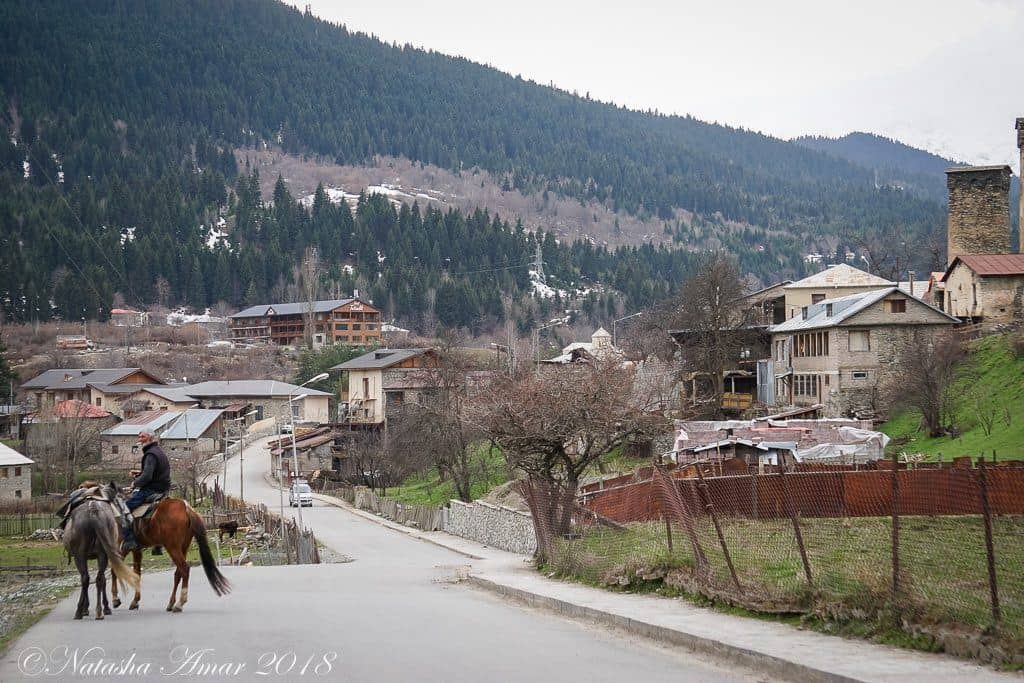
[531, 457, 1024, 663]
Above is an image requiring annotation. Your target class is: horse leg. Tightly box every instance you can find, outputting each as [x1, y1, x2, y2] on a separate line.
[174, 541, 191, 612]
[111, 559, 120, 609]
[95, 553, 107, 620]
[73, 555, 89, 620]
[167, 565, 181, 612]
[129, 549, 142, 610]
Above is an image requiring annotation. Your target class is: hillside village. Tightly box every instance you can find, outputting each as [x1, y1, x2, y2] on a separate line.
[2, 113, 1024, 679]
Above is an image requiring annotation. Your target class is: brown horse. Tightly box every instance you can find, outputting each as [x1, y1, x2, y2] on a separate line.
[111, 498, 230, 612]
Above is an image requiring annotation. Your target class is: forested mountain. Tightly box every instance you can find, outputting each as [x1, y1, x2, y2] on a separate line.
[0, 0, 949, 328]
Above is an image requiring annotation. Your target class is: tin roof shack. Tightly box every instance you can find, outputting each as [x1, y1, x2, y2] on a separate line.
[100, 410, 182, 467]
[940, 254, 1024, 326]
[161, 409, 225, 458]
[0, 442, 34, 501]
[770, 287, 957, 418]
[671, 416, 889, 466]
[668, 325, 771, 414]
[268, 427, 336, 480]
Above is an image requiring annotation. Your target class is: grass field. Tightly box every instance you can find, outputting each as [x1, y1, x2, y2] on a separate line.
[386, 442, 510, 506]
[552, 514, 1024, 648]
[881, 333, 1024, 461]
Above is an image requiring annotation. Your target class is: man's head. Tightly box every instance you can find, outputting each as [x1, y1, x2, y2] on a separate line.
[137, 430, 156, 447]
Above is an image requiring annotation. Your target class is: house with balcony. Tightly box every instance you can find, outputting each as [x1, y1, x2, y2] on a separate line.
[229, 298, 382, 348]
[21, 367, 164, 410]
[330, 348, 439, 427]
[770, 287, 957, 418]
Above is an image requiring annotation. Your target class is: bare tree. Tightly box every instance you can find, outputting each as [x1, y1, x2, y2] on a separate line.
[471, 360, 665, 550]
[642, 252, 757, 415]
[170, 448, 220, 505]
[883, 329, 965, 437]
[153, 276, 171, 309]
[26, 404, 108, 492]
[300, 246, 322, 349]
[386, 337, 494, 501]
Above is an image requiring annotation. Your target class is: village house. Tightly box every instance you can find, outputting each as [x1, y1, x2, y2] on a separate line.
[21, 367, 164, 409]
[21, 399, 118, 456]
[100, 410, 183, 466]
[229, 298, 382, 348]
[0, 442, 33, 501]
[781, 264, 894, 320]
[160, 408, 226, 458]
[110, 308, 149, 327]
[770, 286, 957, 418]
[122, 385, 199, 415]
[331, 348, 439, 426]
[180, 380, 331, 424]
[540, 327, 623, 365]
[940, 254, 1024, 325]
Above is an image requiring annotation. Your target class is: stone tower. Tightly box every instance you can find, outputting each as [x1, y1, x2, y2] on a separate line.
[1017, 118, 1024, 253]
[945, 165, 1012, 266]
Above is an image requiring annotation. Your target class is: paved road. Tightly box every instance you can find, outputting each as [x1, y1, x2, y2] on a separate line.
[0, 438, 756, 682]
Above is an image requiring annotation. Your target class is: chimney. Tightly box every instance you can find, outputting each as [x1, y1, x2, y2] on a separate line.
[945, 165, 1012, 266]
[908, 270, 915, 298]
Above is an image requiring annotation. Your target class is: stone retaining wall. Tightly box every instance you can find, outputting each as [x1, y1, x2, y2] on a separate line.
[446, 499, 536, 555]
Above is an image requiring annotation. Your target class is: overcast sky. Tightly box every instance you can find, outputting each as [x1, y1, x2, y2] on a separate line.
[292, 0, 1023, 171]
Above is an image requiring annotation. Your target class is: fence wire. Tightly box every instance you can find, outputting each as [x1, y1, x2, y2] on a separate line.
[534, 458, 1024, 660]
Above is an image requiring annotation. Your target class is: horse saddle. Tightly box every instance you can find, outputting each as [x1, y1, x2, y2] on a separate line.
[57, 485, 121, 529]
[131, 492, 168, 521]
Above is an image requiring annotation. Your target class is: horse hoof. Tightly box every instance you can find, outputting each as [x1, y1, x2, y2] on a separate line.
[112, 600, 120, 608]
[129, 603, 139, 611]
[172, 606, 183, 613]
[96, 614, 104, 620]
[104, 607, 112, 615]
[74, 613, 83, 620]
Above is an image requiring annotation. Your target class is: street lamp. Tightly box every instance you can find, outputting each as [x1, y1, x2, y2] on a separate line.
[226, 409, 258, 502]
[612, 312, 643, 348]
[287, 372, 330, 530]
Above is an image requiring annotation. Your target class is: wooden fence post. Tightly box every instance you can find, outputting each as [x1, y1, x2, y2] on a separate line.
[778, 466, 813, 587]
[891, 450, 901, 619]
[977, 458, 1001, 627]
[694, 464, 743, 593]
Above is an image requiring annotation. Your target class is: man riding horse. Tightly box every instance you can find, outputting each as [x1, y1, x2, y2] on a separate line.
[122, 429, 170, 554]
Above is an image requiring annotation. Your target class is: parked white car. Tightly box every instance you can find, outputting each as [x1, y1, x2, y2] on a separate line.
[289, 482, 313, 507]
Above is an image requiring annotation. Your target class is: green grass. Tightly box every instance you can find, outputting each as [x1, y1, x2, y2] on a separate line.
[881, 334, 1024, 461]
[548, 514, 1024, 656]
[386, 442, 510, 506]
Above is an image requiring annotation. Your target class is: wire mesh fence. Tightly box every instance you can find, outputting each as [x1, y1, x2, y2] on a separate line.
[532, 457, 1024, 661]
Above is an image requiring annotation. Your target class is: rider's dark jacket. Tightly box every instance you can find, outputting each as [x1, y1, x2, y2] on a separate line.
[133, 442, 171, 493]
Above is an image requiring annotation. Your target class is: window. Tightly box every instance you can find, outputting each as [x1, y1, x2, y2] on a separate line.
[851, 371, 869, 380]
[0, 467, 6, 478]
[112, 444, 119, 454]
[352, 323, 361, 330]
[362, 377, 370, 398]
[793, 332, 829, 357]
[335, 323, 348, 330]
[14, 490, 21, 498]
[14, 467, 21, 476]
[95, 397, 103, 406]
[352, 335, 361, 342]
[849, 330, 870, 352]
[811, 293, 826, 304]
[793, 374, 819, 397]
[886, 299, 907, 313]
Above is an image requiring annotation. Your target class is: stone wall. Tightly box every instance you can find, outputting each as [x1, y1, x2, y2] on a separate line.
[946, 166, 1012, 266]
[0, 465, 31, 500]
[446, 499, 536, 555]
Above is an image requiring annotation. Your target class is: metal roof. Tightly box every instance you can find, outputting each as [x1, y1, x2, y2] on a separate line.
[162, 409, 224, 440]
[183, 380, 331, 397]
[136, 386, 199, 403]
[784, 264, 893, 289]
[770, 287, 957, 333]
[102, 410, 182, 436]
[945, 164, 1012, 175]
[943, 254, 1024, 279]
[0, 442, 33, 466]
[331, 348, 432, 371]
[22, 368, 157, 390]
[230, 298, 372, 319]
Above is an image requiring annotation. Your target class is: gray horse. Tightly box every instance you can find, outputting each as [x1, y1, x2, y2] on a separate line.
[62, 482, 140, 620]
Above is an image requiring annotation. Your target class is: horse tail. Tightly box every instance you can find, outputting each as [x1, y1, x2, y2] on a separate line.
[188, 507, 231, 596]
[99, 515, 140, 594]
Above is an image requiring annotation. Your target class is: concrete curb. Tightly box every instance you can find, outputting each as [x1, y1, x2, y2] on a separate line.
[465, 575, 860, 683]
